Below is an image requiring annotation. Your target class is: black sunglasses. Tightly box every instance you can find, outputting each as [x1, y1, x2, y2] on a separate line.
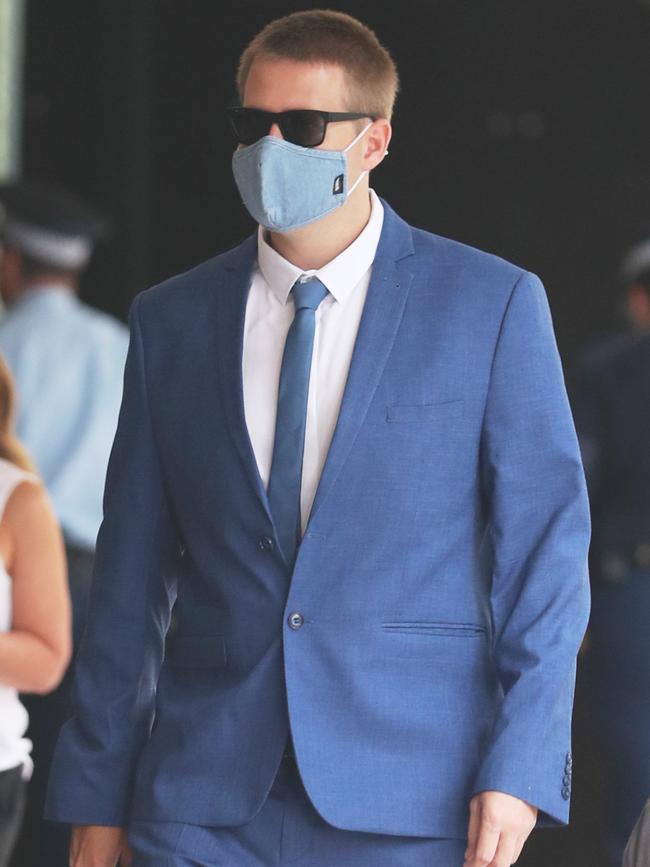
[226, 106, 376, 148]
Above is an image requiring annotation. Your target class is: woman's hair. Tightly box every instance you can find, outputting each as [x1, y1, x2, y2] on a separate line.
[237, 10, 399, 121]
[0, 353, 37, 473]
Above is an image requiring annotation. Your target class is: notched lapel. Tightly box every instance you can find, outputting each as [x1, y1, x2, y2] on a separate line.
[305, 203, 416, 532]
[213, 203, 417, 552]
[214, 235, 278, 530]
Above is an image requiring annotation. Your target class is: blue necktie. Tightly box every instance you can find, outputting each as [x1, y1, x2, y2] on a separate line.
[267, 277, 329, 567]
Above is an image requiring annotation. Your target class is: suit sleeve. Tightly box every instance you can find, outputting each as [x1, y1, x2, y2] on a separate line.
[471, 271, 591, 825]
[43, 291, 179, 826]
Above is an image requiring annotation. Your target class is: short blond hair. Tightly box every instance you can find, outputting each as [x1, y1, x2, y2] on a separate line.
[236, 9, 399, 121]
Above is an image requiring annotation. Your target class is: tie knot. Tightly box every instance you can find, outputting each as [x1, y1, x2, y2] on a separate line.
[291, 277, 329, 312]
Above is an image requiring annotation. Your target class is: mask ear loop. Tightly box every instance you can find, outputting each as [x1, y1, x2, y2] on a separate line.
[348, 168, 369, 196]
[343, 121, 374, 154]
[344, 121, 374, 196]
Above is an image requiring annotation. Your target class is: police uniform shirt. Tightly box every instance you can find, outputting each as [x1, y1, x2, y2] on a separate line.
[0, 283, 128, 549]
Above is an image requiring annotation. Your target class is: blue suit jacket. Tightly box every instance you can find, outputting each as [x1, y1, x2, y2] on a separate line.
[44, 198, 591, 838]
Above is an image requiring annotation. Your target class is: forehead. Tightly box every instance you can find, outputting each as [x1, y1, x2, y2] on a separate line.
[243, 57, 350, 112]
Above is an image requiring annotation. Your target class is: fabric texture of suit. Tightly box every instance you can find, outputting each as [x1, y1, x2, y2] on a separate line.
[44, 198, 591, 840]
[126, 756, 468, 866]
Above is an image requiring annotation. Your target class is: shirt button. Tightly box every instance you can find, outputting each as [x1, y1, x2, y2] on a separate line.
[563, 774, 571, 786]
[288, 612, 304, 630]
[561, 786, 571, 800]
[258, 536, 274, 551]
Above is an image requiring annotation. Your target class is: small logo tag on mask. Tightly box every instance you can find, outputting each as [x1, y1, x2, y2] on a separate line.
[333, 174, 344, 195]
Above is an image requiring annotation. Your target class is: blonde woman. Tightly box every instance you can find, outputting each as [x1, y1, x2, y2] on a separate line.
[0, 353, 70, 867]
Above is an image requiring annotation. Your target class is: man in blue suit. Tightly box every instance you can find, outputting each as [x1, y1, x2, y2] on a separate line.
[44, 10, 591, 867]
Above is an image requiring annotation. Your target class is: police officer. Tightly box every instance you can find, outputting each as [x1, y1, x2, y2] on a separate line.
[0, 179, 128, 866]
[573, 239, 650, 865]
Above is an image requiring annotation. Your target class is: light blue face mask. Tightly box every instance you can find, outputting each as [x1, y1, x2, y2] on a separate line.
[231, 122, 372, 233]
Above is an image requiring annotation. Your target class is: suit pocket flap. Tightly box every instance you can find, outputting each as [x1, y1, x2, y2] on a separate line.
[381, 621, 486, 637]
[168, 633, 227, 669]
[385, 399, 463, 423]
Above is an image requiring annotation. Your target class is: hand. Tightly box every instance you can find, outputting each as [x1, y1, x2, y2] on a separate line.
[69, 824, 134, 866]
[463, 791, 538, 867]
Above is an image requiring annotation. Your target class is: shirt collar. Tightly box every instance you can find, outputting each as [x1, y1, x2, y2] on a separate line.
[12, 283, 77, 310]
[256, 188, 385, 307]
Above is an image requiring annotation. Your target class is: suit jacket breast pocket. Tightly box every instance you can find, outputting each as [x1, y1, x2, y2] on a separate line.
[385, 398, 464, 424]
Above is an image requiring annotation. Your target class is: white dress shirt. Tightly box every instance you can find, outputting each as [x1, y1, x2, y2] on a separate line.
[242, 188, 385, 534]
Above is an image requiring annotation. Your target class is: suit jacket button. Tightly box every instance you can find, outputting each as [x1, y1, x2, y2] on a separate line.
[561, 787, 571, 800]
[288, 612, 304, 630]
[258, 536, 274, 551]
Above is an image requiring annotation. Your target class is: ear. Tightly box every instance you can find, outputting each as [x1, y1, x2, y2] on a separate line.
[362, 119, 392, 171]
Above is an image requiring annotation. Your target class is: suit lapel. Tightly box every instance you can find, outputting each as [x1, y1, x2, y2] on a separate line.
[305, 202, 415, 531]
[214, 200, 416, 547]
[215, 234, 278, 531]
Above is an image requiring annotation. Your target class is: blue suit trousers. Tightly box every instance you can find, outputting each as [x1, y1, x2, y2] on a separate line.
[126, 755, 467, 867]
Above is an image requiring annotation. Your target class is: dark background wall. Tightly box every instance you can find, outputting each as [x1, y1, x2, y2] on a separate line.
[22, 0, 650, 363]
[18, 2, 650, 864]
